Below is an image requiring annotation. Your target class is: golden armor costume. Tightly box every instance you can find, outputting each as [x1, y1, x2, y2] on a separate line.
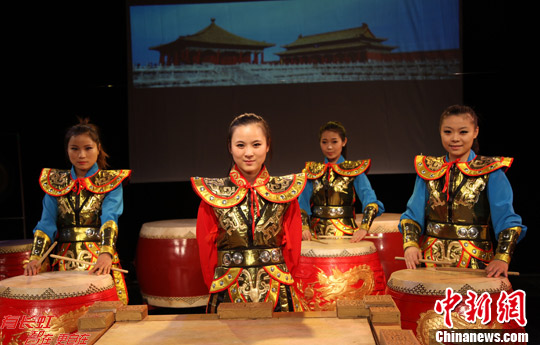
[30, 165, 131, 304]
[400, 154, 526, 268]
[299, 157, 384, 237]
[191, 165, 306, 313]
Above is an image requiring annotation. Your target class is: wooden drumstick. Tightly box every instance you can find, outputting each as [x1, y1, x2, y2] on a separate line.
[50, 254, 129, 273]
[318, 234, 382, 239]
[429, 266, 520, 277]
[37, 241, 57, 266]
[310, 238, 328, 244]
[394, 256, 454, 266]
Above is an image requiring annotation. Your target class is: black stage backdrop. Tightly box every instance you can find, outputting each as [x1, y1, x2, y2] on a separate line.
[1, 0, 538, 340]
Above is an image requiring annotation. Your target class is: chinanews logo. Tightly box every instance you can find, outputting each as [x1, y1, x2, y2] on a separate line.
[431, 287, 529, 344]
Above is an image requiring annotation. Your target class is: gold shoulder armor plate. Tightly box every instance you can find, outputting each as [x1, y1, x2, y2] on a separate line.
[415, 155, 448, 180]
[333, 159, 370, 176]
[303, 162, 326, 179]
[457, 156, 513, 176]
[256, 173, 307, 203]
[39, 168, 75, 196]
[85, 170, 131, 194]
[191, 176, 247, 208]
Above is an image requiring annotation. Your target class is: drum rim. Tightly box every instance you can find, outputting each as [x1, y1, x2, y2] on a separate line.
[387, 268, 511, 296]
[300, 239, 376, 257]
[0, 240, 33, 254]
[0, 271, 116, 300]
[139, 219, 197, 239]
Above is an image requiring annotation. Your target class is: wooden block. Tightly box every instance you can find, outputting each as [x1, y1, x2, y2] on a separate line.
[88, 300, 124, 313]
[78, 311, 115, 331]
[371, 323, 402, 343]
[217, 302, 273, 319]
[379, 329, 420, 345]
[363, 295, 396, 308]
[370, 306, 401, 324]
[115, 305, 148, 321]
[336, 299, 369, 318]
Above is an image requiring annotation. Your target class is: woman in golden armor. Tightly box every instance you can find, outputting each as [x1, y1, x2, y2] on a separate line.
[24, 119, 131, 304]
[400, 105, 526, 277]
[191, 113, 305, 313]
[298, 121, 384, 242]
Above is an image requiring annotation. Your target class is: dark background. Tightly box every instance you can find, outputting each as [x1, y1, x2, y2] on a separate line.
[1, 0, 537, 341]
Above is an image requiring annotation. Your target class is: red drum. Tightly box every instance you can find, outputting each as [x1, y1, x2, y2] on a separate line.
[294, 239, 386, 311]
[136, 219, 208, 308]
[0, 239, 35, 280]
[386, 268, 524, 345]
[357, 213, 406, 282]
[0, 271, 118, 344]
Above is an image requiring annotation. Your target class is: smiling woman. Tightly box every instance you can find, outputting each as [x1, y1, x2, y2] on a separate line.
[399, 105, 527, 278]
[191, 113, 307, 313]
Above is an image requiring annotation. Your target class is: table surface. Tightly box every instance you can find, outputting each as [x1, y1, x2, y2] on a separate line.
[95, 313, 376, 345]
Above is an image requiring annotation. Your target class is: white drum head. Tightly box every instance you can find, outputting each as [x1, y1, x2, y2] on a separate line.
[0, 271, 115, 300]
[387, 268, 511, 296]
[301, 238, 376, 257]
[139, 219, 197, 239]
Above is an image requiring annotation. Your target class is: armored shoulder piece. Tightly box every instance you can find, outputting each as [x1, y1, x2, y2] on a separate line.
[414, 155, 512, 180]
[39, 168, 131, 196]
[303, 159, 370, 179]
[191, 169, 306, 208]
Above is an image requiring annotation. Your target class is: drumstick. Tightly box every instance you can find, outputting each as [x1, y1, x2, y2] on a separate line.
[394, 256, 454, 266]
[318, 234, 382, 239]
[37, 241, 57, 266]
[310, 238, 328, 244]
[50, 254, 129, 273]
[429, 266, 520, 277]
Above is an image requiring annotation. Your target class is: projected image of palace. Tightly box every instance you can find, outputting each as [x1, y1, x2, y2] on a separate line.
[132, 18, 460, 88]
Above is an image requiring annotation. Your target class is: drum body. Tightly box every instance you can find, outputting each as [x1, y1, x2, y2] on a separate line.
[294, 239, 386, 311]
[357, 213, 406, 282]
[136, 219, 208, 308]
[386, 268, 523, 345]
[0, 239, 34, 280]
[0, 271, 118, 344]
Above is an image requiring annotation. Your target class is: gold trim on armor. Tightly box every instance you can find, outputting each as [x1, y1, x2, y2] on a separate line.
[494, 226, 521, 264]
[303, 160, 370, 179]
[99, 220, 119, 256]
[359, 203, 379, 231]
[191, 166, 306, 208]
[401, 219, 421, 251]
[210, 268, 243, 293]
[425, 222, 490, 241]
[415, 155, 513, 180]
[39, 168, 131, 196]
[263, 265, 294, 285]
[29, 230, 52, 262]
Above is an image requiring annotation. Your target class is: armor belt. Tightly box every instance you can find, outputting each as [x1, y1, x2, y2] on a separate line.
[426, 222, 490, 241]
[58, 227, 102, 242]
[217, 247, 284, 267]
[312, 206, 354, 218]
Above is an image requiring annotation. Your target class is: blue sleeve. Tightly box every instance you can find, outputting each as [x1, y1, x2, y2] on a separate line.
[354, 173, 384, 216]
[33, 194, 58, 241]
[487, 169, 526, 242]
[398, 175, 427, 233]
[298, 179, 313, 216]
[100, 184, 124, 225]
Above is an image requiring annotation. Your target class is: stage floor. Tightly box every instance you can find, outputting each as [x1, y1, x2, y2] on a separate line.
[95, 313, 375, 345]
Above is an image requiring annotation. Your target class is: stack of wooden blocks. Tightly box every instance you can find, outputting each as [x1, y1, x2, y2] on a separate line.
[336, 295, 419, 345]
[75, 301, 149, 344]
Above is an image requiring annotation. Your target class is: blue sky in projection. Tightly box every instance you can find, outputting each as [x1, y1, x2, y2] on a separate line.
[130, 0, 459, 64]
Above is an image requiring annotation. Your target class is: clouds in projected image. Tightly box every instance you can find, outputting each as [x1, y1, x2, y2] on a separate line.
[129, 0, 460, 66]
